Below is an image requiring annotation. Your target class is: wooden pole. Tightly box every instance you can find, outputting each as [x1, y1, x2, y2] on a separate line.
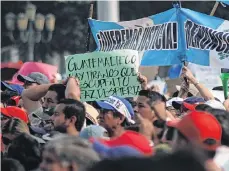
[86, 1, 94, 52]
[210, 1, 219, 16]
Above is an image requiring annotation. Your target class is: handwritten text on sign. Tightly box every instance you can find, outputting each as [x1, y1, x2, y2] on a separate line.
[65, 50, 141, 101]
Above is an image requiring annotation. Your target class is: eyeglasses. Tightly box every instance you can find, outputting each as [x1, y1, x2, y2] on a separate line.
[2, 136, 12, 145]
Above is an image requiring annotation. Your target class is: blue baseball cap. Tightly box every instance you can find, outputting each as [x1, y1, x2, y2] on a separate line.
[1, 81, 24, 95]
[172, 96, 205, 109]
[97, 96, 135, 124]
[92, 140, 142, 159]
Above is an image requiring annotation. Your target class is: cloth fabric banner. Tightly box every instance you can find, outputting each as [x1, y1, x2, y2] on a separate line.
[65, 50, 141, 102]
[89, 7, 229, 68]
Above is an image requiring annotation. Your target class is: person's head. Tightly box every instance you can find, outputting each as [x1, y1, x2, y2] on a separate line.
[7, 133, 41, 171]
[96, 96, 134, 134]
[2, 158, 25, 171]
[166, 97, 183, 118]
[136, 90, 167, 121]
[42, 84, 66, 109]
[2, 118, 30, 152]
[1, 90, 20, 107]
[1, 81, 24, 95]
[167, 111, 222, 159]
[40, 135, 100, 171]
[88, 149, 206, 171]
[1, 106, 29, 127]
[206, 109, 229, 147]
[17, 72, 50, 89]
[172, 97, 205, 116]
[196, 105, 229, 147]
[51, 99, 86, 133]
[1, 108, 11, 127]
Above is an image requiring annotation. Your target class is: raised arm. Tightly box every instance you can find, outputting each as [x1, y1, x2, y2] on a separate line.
[137, 73, 148, 90]
[65, 77, 81, 101]
[22, 84, 53, 113]
[182, 66, 214, 100]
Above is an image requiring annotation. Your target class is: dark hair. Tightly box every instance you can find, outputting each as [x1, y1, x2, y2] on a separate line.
[58, 99, 86, 131]
[48, 84, 66, 102]
[7, 133, 41, 171]
[112, 111, 130, 127]
[1, 90, 19, 106]
[207, 109, 229, 146]
[139, 90, 166, 107]
[125, 97, 136, 108]
[2, 158, 25, 171]
[2, 118, 29, 136]
[195, 104, 213, 112]
[101, 109, 130, 127]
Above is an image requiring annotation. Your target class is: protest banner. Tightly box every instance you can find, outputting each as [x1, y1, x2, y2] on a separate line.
[65, 50, 141, 101]
[88, 7, 229, 68]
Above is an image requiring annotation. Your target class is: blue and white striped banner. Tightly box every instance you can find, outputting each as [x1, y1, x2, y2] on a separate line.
[89, 7, 229, 68]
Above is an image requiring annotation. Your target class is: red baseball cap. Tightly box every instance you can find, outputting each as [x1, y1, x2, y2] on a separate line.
[92, 131, 153, 156]
[1, 106, 29, 123]
[167, 111, 222, 151]
[182, 102, 197, 111]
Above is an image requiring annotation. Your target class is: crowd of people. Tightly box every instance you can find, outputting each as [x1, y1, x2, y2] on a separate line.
[1, 65, 229, 171]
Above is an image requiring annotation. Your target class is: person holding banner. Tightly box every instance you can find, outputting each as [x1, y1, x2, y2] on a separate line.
[181, 66, 215, 101]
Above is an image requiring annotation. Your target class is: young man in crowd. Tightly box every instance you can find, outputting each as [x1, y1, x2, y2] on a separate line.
[21, 77, 78, 124]
[50, 98, 86, 136]
[167, 110, 222, 170]
[96, 95, 135, 138]
[136, 90, 173, 122]
[195, 105, 229, 170]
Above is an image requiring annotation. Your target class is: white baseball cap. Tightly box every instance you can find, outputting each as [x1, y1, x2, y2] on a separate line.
[205, 100, 226, 110]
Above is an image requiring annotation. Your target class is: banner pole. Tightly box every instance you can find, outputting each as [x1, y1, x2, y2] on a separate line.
[86, 1, 94, 52]
[210, 1, 219, 16]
